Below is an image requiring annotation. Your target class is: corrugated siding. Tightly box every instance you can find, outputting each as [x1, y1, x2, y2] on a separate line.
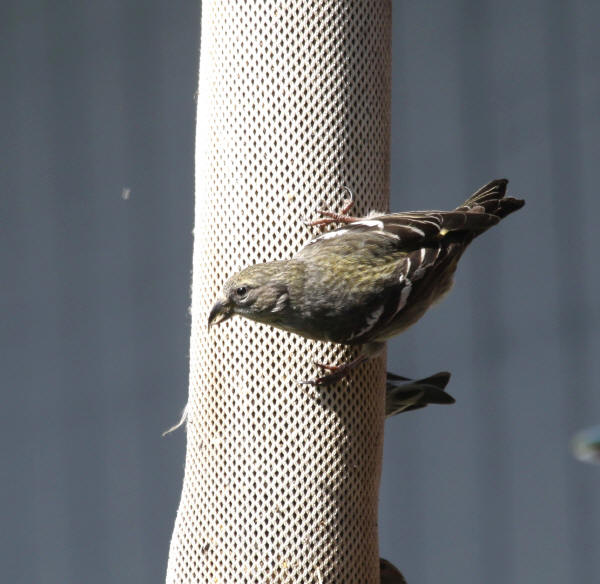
[2, 1, 599, 583]
[382, 2, 600, 583]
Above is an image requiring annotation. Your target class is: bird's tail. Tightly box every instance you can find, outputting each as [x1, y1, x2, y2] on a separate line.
[434, 178, 524, 242]
[456, 178, 525, 220]
[385, 371, 455, 418]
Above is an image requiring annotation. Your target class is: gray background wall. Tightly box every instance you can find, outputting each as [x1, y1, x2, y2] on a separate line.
[2, 1, 599, 583]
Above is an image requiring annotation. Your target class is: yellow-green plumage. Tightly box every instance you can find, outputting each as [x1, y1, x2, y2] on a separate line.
[208, 179, 524, 383]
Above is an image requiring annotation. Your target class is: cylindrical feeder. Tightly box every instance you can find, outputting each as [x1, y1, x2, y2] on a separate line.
[167, 1, 392, 582]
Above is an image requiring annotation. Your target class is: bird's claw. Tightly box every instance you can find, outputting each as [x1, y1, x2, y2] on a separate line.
[298, 371, 347, 386]
[298, 355, 368, 386]
[305, 186, 357, 228]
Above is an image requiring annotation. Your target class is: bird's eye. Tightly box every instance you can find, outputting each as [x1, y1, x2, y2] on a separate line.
[235, 286, 248, 298]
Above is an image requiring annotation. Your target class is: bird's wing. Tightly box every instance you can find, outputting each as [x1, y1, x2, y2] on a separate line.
[303, 207, 499, 254]
[296, 229, 449, 344]
[305, 179, 523, 251]
[361, 207, 502, 246]
[295, 179, 524, 344]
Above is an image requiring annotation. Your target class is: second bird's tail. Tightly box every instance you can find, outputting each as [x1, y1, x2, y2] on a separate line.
[385, 371, 455, 418]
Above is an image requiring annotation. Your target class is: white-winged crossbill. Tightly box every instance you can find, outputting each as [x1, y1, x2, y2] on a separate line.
[209, 179, 524, 384]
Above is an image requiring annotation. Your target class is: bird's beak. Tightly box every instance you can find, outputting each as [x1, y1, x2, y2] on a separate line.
[208, 297, 233, 328]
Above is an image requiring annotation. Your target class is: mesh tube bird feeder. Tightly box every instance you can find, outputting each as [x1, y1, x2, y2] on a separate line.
[167, 1, 392, 582]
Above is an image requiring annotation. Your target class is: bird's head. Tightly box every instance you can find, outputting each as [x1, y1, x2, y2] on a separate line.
[208, 261, 292, 329]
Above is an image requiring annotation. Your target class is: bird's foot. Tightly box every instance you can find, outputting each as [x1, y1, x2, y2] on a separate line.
[299, 354, 368, 386]
[305, 186, 358, 228]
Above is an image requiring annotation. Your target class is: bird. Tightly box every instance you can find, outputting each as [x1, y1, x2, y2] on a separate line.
[380, 558, 408, 584]
[385, 371, 454, 417]
[208, 179, 524, 384]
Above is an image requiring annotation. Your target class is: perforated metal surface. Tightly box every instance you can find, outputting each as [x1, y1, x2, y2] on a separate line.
[167, 1, 391, 581]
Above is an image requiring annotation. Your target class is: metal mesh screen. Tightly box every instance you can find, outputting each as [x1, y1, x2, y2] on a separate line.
[167, 1, 391, 581]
